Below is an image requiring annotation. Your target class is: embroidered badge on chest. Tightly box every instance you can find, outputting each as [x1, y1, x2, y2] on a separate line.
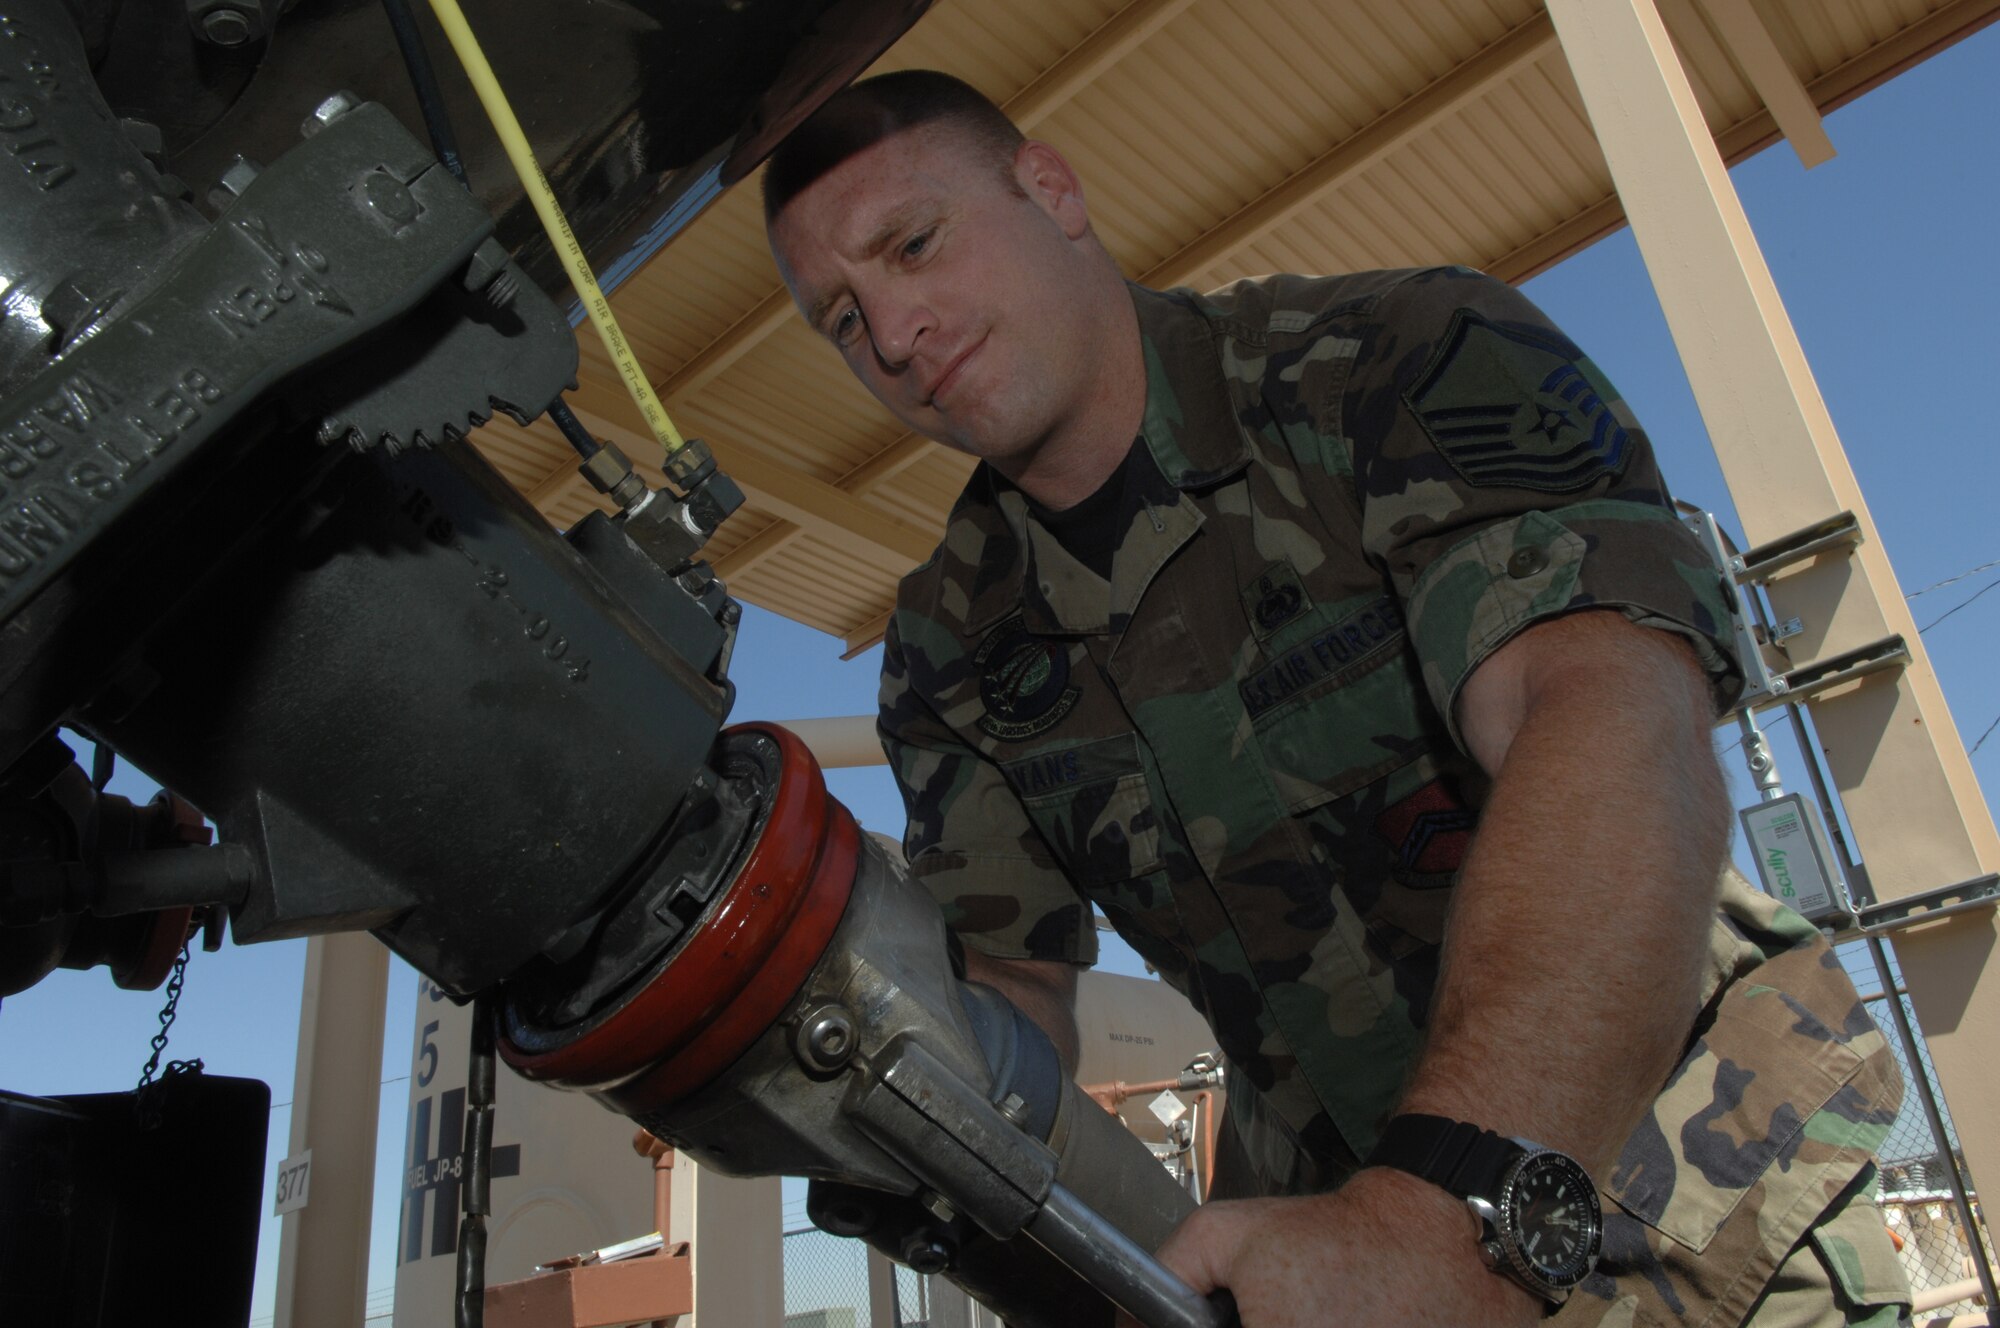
[974, 615, 1082, 741]
[1405, 310, 1635, 493]
[1241, 561, 1314, 640]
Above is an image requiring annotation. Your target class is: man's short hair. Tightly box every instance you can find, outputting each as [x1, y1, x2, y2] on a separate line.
[762, 70, 1025, 224]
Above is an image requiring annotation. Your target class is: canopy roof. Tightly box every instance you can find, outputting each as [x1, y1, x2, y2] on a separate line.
[469, 0, 1998, 656]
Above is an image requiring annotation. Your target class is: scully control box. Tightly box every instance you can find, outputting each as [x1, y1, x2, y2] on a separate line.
[1740, 793, 1850, 924]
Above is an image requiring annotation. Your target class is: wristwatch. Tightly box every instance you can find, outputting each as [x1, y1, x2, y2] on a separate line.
[1365, 1112, 1603, 1310]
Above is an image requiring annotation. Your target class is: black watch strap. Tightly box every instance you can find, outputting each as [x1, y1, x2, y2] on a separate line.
[1365, 1112, 1521, 1203]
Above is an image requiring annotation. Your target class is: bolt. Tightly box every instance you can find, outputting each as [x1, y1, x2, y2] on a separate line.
[206, 155, 261, 213]
[118, 118, 163, 160]
[201, 8, 251, 44]
[302, 91, 363, 140]
[361, 170, 420, 226]
[900, 1234, 952, 1276]
[794, 1005, 857, 1071]
[461, 238, 518, 312]
[919, 1191, 956, 1224]
[997, 1092, 1028, 1127]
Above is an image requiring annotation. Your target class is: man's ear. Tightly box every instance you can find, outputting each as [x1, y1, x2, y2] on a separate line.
[1014, 140, 1090, 240]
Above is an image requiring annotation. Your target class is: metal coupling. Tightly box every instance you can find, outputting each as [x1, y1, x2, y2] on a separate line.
[684, 470, 745, 536]
[579, 442, 648, 510]
[664, 437, 720, 492]
[620, 489, 708, 571]
[796, 1005, 858, 1072]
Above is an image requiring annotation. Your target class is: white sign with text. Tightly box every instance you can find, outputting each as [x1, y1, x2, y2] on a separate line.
[273, 1149, 312, 1216]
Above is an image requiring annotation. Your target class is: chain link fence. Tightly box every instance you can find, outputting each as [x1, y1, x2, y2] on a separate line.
[1851, 942, 1995, 1324]
[783, 1222, 992, 1328]
[783, 1225, 871, 1328]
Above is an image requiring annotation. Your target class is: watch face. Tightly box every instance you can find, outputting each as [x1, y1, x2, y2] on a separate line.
[1502, 1151, 1602, 1290]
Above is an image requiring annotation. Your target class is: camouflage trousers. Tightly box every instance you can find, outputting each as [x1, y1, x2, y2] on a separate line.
[1560, 1164, 1911, 1328]
[1211, 937, 1913, 1327]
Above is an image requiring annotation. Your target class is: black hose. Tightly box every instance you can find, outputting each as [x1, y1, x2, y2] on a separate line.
[379, 0, 600, 464]
[380, 0, 470, 190]
[454, 992, 497, 1328]
[548, 399, 604, 460]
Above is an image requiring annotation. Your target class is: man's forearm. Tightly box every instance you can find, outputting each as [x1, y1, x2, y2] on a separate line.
[963, 948, 1084, 1078]
[1397, 624, 1730, 1172]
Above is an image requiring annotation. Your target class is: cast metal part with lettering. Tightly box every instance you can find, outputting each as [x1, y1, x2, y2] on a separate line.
[0, 100, 493, 626]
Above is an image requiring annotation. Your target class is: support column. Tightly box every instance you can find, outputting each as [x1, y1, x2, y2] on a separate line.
[273, 932, 391, 1328]
[867, 1248, 899, 1328]
[669, 1161, 783, 1328]
[1547, 0, 2000, 1185]
[929, 1278, 975, 1328]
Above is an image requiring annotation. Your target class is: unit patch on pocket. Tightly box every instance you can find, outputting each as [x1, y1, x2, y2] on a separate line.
[974, 614, 1081, 741]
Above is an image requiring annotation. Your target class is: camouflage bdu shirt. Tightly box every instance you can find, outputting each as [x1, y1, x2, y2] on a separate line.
[880, 268, 1907, 1323]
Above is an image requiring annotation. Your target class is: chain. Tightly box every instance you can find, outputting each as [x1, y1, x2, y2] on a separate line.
[136, 938, 193, 1093]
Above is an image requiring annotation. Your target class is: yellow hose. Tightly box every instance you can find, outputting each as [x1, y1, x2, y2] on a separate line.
[424, 0, 687, 456]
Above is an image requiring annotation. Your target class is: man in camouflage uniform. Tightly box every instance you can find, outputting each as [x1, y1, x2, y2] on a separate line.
[762, 70, 1911, 1327]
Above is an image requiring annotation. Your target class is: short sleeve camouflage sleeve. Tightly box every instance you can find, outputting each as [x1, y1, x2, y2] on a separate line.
[878, 614, 1100, 966]
[1343, 267, 1742, 747]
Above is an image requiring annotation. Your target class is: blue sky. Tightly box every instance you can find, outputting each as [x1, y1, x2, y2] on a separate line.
[2, 20, 1997, 1323]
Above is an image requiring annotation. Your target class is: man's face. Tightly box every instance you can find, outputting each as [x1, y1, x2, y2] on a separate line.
[767, 124, 1113, 471]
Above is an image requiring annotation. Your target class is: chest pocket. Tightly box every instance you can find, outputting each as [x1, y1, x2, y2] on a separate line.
[1239, 593, 1432, 813]
[1005, 734, 1164, 884]
[1004, 735, 1199, 991]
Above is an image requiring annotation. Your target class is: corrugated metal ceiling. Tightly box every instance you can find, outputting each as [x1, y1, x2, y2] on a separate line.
[471, 0, 2000, 656]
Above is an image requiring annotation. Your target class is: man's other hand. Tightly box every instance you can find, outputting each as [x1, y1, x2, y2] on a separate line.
[1123, 1168, 1541, 1328]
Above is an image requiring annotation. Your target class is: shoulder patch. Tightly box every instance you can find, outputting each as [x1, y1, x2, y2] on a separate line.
[973, 615, 1081, 742]
[1405, 310, 1634, 493]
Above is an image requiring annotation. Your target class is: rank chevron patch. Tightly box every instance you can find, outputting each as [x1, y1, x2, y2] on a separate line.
[1406, 310, 1635, 494]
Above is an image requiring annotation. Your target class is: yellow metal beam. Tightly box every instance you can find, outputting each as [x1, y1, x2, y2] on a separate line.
[272, 935, 390, 1328]
[1691, 0, 1834, 168]
[844, 605, 896, 660]
[1548, 0, 2000, 1187]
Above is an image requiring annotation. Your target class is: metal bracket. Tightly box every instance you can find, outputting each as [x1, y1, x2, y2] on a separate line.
[1824, 874, 2000, 940]
[1733, 511, 1863, 584]
[1679, 510, 1784, 705]
[1751, 633, 1911, 707]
